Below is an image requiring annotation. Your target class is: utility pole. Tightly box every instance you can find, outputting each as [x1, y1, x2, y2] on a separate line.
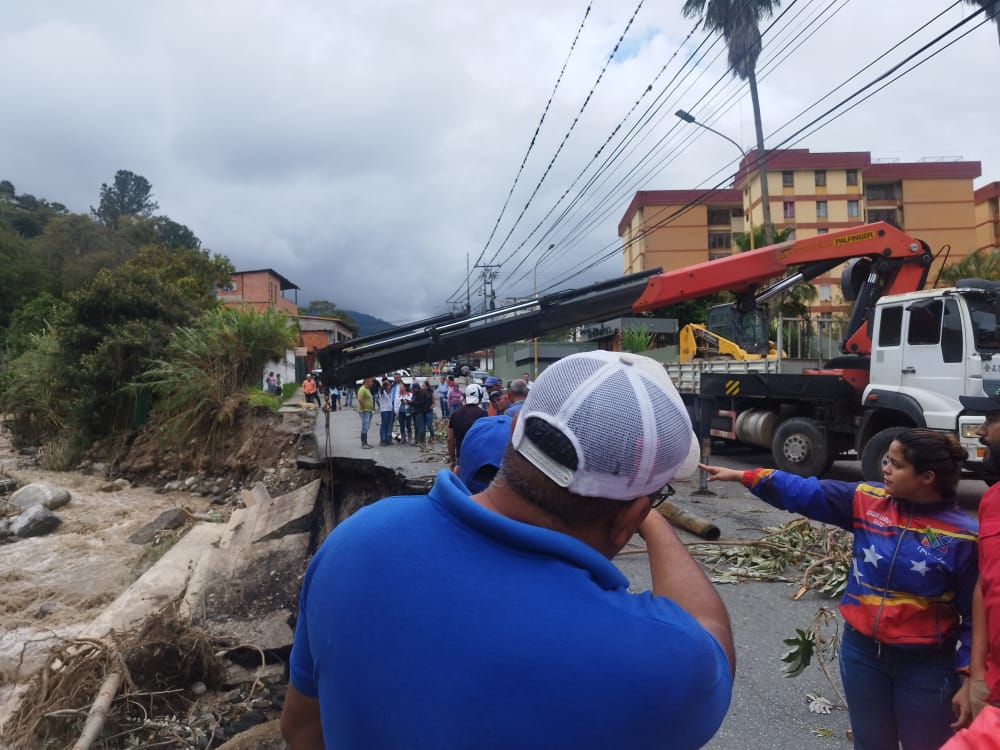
[474, 263, 500, 312]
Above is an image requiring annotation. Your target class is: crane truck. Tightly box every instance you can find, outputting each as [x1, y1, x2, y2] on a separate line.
[317, 222, 999, 480]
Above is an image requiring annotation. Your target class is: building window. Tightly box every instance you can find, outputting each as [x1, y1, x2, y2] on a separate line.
[707, 209, 731, 225]
[846, 169, 858, 186]
[866, 184, 897, 201]
[783, 201, 795, 219]
[815, 170, 827, 187]
[782, 171, 794, 187]
[816, 201, 828, 218]
[219, 281, 236, 292]
[817, 228, 829, 234]
[708, 231, 732, 249]
[867, 208, 900, 227]
[848, 200, 860, 218]
[819, 284, 832, 301]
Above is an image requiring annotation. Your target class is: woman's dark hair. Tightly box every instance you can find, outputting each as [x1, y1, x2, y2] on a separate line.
[893, 428, 968, 497]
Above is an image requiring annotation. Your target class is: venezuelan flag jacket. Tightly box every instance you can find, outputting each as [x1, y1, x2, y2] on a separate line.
[743, 469, 978, 669]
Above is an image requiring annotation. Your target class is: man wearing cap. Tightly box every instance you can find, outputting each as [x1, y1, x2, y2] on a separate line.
[455, 415, 511, 493]
[282, 351, 734, 750]
[447, 383, 488, 471]
[960, 381, 1000, 719]
[487, 388, 508, 416]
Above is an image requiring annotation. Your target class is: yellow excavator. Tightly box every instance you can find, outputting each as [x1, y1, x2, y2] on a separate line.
[678, 304, 779, 361]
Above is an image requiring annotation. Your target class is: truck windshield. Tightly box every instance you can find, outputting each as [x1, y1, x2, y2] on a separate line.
[967, 295, 1000, 352]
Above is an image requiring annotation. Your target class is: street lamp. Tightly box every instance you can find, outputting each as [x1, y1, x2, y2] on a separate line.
[533, 243, 556, 379]
[675, 109, 757, 251]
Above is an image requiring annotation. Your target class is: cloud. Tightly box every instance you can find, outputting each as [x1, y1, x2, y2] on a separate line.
[3, 1, 998, 323]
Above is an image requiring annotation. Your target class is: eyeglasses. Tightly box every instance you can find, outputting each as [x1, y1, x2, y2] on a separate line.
[650, 484, 675, 509]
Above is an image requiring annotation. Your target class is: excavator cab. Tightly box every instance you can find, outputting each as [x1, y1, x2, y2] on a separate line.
[678, 303, 774, 361]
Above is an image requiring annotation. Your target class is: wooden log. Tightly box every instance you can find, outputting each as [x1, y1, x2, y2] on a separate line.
[657, 500, 721, 540]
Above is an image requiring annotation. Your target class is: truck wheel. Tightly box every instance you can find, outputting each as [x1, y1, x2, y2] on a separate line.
[772, 418, 830, 477]
[860, 427, 907, 483]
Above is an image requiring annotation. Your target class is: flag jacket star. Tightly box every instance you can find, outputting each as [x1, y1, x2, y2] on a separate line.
[743, 468, 978, 669]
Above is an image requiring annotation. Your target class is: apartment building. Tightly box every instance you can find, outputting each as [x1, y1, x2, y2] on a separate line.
[621, 149, 991, 315]
[976, 181, 1000, 253]
[619, 189, 744, 275]
[216, 269, 300, 315]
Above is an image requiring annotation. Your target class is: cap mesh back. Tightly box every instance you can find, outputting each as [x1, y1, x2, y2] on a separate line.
[512, 350, 697, 500]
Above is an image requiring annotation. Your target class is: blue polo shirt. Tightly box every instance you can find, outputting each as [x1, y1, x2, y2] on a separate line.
[290, 471, 731, 749]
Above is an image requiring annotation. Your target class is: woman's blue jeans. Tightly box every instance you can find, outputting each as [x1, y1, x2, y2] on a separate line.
[379, 411, 394, 445]
[413, 411, 428, 443]
[839, 624, 960, 750]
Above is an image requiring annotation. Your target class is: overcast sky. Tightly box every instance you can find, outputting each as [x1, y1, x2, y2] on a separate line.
[5, 1, 998, 323]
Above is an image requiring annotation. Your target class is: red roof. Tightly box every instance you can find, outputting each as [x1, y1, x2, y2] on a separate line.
[864, 161, 982, 181]
[975, 181, 1000, 202]
[737, 149, 871, 182]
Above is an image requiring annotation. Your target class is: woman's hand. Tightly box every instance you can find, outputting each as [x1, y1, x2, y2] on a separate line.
[951, 677, 972, 731]
[698, 464, 745, 483]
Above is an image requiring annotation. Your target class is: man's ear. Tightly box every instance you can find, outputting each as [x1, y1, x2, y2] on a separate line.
[609, 497, 651, 549]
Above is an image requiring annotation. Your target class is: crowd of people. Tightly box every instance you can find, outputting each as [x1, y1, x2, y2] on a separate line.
[278, 357, 1000, 749]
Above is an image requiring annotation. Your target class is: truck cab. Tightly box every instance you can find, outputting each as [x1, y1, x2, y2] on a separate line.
[860, 280, 1000, 479]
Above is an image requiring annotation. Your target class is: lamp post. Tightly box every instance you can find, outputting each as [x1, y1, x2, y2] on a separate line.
[533, 243, 556, 379]
[676, 109, 757, 251]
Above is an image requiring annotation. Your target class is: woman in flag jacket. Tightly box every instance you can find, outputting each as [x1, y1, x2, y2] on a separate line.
[701, 428, 978, 750]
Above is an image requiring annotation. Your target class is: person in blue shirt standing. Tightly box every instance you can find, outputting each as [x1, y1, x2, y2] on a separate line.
[282, 351, 734, 750]
[436, 375, 450, 418]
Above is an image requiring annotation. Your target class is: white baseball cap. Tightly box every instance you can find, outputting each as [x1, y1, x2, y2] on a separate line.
[464, 383, 482, 404]
[510, 350, 699, 500]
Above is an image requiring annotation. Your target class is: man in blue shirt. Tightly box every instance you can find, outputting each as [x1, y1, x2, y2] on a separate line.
[282, 351, 734, 749]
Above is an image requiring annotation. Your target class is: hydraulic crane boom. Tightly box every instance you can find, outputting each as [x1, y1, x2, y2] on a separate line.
[318, 223, 933, 385]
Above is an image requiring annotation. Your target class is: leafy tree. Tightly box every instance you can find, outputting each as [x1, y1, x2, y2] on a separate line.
[0, 331, 68, 449]
[682, 0, 780, 243]
[52, 244, 232, 438]
[30, 214, 135, 296]
[0, 180, 68, 239]
[91, 169, 159, 228]
[966, 0, 1000, 44]
[3, 292, 69, 358]
[299, 299, 359, 331]
[938, 248, 1000, 286]
[118, 214, 202, 250]
[0, 226, 40, 331]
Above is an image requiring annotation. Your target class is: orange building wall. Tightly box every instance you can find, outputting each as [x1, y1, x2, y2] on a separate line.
[623, 151, 991, 320]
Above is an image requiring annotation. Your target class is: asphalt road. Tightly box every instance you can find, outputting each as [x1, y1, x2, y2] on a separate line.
[315, 406, 986, 749]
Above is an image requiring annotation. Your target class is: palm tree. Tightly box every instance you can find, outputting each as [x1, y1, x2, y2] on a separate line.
[733, 224, 794, 251]
[682, 0, 780, 244]
[938, 248, 1000, 286]
[966, 0, 1000, 45]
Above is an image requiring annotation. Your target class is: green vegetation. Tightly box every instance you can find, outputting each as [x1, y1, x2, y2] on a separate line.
[0, 171, 297, 464]
[299, 299, 359, 332]
[136, 307, 296, 445]
[620, 326, 654, 353]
